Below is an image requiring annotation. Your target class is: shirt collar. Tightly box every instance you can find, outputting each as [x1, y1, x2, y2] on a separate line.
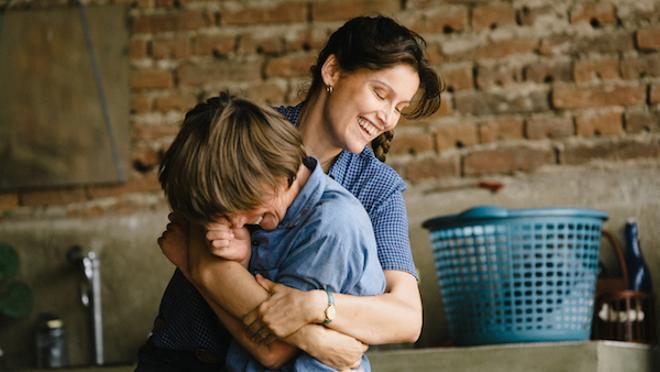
[278, 156, 326, 229]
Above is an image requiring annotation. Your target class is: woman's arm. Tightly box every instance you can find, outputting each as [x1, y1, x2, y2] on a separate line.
[243, 191, 422, 345]
[166, 221, 364, 368]
[211, 302, 364, 370]
[245, 270, 421, 345]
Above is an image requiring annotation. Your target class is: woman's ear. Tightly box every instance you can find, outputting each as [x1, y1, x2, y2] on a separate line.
[321, 54, 340, 87]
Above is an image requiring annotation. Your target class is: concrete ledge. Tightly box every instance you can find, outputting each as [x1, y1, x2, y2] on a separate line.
[17, 341, 659, 372]
[368, 341, 660, 372]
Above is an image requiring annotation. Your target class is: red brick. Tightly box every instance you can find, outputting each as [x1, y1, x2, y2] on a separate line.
[220, 1, 307, 26]
[651, 84, 660, 104]
[552, 84, 645, 109]
[131, 69, 173, 90]
[624, 110, 659, 133]
[621, 54, 660, 79]
[525, 115, 574, 140]
[539, 34, 573, 56]
[0, 193, 19, 211]
[400, 6, 469, 34]
[463, 146, 555, 176]
[574, 58, 620, 83]
[562, 139, 660, 165]
[133, 123, 181, 141]
[478, 117, 524, 143]
[435, 122, 478, 151]
[446, 38, 537, 62]
[265, 53, 317, 78]
[576, 31, 635, 54]
[476, 63, 523, 89]
[475, 38, 537, 60]
[152, 37, 190, 59]
[575, 111, 623, 137]
[569, 2, 616, 27]
[132, 11, 213, 34]
[455, 88, 549, 115]
[21, 189, 87, 207]
[426, 41, 445, 65]
[177, 58, 263, 86]
[131, 94, 152, 114]
[402, 155, 460, 183]
[194, 33, 236, 56]
[154, 94, 196, 112]
[636, 27, 660, 50]
[436, 63, 473, 92]
[129, 39, 148, 59]
[87, 175, 161, 199]
[311, 0, 400, 22]
[472, 3, 516, 31]
[239, 32, 285, 55]
[245, 79, 289, 104]
[524, 59, 572, 83]
[389, 128, 434, 155]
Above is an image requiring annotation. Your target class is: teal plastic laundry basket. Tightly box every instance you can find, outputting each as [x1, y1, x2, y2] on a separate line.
[422, 206, 608, 346]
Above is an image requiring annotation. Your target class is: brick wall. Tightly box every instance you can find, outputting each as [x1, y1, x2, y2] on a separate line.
[1, 0, 659, 217]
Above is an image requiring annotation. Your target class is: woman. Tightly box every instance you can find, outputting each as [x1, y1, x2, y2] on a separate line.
[146, 15, 442, 371]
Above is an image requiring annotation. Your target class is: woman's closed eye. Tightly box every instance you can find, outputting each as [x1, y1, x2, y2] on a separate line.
[373, 88, 386, 100]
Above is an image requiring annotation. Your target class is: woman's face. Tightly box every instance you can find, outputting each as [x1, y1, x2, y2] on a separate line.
[324, 64, 420, 154]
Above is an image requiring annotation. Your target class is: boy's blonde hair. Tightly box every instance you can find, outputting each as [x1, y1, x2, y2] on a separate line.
[159, 92, 306, 224]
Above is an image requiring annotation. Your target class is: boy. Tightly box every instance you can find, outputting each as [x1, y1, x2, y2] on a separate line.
[141, 92, 385, 371]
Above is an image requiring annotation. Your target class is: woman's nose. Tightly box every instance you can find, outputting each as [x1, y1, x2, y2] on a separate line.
[378, 105, 398, 130]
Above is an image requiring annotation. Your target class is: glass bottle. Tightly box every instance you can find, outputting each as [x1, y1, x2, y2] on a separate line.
[35, 313, 69, 368]
[624, 219, 652, 293]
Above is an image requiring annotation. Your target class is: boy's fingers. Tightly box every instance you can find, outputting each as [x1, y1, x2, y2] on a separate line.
[211, 239, 231, 248]
[207, 230, 233, 241]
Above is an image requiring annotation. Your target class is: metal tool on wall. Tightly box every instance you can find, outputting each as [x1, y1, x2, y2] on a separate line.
[67, 246, 104, 365]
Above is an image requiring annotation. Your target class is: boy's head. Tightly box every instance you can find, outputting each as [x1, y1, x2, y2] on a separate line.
[159, 92, 306, 226]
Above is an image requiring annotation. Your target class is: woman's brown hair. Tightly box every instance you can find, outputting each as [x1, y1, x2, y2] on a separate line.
[307, 15, 444, 161]
[159, 92, 306, 224]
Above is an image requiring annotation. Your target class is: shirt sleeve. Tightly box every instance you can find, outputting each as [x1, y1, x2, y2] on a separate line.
[371, 190, 418, 279]
[275, 231, 367, 294]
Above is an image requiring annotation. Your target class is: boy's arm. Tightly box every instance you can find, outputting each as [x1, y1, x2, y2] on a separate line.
[183, 223, 364, 369]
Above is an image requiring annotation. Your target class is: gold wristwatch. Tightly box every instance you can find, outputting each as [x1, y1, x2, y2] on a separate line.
[323, 288, 336, 325]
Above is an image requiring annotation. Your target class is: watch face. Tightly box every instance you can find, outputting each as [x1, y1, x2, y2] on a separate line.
[326, 305, 336, 321]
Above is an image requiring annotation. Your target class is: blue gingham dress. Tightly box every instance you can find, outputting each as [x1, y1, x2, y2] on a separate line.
[149, 102, 417, 358]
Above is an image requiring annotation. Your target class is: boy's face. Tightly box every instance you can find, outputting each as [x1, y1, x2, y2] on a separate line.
[225, 187, 290, 231]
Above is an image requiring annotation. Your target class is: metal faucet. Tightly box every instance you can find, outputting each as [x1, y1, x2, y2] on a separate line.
[67, 246, 104, 365]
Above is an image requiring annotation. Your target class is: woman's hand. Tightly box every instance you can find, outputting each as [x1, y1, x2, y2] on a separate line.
[157, 213, 190, 276]
[205, 217, 252, 267]
[243, 275, 325, 341]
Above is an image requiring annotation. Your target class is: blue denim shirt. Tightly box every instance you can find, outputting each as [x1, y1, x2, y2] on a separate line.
[226, 157, 386, 372]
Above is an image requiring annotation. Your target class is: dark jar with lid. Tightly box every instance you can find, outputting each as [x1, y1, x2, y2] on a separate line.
[35, 313, 69, 368]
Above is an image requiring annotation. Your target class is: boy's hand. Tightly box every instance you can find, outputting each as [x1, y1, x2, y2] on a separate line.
[157, 213, 191, 276]
[205, 217, 252, 266]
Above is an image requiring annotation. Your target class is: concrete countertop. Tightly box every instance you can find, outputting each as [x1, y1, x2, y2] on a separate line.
[15, 341, 660, 372]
